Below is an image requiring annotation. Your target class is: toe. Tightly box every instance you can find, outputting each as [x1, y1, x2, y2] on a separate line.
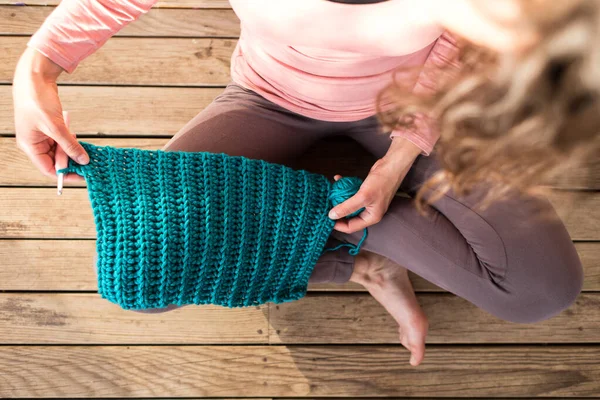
[399, 326, 427, 366]
[409, 340, 425, 366]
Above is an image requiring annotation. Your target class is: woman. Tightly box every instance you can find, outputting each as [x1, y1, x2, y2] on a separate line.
[13, 0, 596, 367]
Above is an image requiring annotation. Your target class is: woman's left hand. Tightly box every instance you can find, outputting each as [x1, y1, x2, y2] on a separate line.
[329, 137, 422, 234]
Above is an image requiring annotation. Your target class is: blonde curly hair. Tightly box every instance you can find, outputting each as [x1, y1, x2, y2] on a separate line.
[378, 0, 600, 209]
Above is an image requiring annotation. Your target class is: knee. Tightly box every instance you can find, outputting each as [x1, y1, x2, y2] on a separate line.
[498, 250, 584, 324]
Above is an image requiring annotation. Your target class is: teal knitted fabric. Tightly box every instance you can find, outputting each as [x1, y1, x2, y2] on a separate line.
[58, 142, 364, 310]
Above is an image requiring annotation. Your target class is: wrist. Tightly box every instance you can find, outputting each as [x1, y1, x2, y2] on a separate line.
[368, 137, 420, 191]
[16, 47, 64, 82]
[383, 137, 422, 167]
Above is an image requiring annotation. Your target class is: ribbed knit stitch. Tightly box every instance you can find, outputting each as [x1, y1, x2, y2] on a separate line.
[58, 142, 363, 310]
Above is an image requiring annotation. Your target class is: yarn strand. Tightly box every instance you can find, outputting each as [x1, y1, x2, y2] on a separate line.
[323, 176, 368, 255]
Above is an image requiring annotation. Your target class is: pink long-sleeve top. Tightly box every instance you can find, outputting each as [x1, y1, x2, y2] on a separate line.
[28, 0, 461, 155]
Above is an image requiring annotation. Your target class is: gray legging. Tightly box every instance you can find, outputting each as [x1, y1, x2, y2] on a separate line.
[125, 83, 583, 323]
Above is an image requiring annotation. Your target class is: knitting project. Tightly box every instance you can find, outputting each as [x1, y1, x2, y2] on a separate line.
[58, 142, 366, 310]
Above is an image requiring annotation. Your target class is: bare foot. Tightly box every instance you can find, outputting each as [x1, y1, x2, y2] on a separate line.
[351, 251, 429, 366]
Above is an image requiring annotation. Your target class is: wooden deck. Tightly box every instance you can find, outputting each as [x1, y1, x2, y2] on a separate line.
[1, 2, 599, 398]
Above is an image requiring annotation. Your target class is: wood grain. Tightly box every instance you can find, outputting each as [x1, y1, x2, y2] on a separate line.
[0, 6, 239, 36]
[313, 241, 600, 293]
[0, 239, 431, 292]
[0, 240, 97, 290]
[0, 138, 170, 186]
[0, 345, 598, 397]
[3, 37, 235, 86]
[1, 188, 598, 240]
[3, 3, 599, 400]
[549, 191, 600, 240]
[0, 137, 376, 186]
[0, 293, 267, 344]
[0, 241, 598, 292]
[0, 86, 222, 135]
[0, 0, 231, 7]
[269, 293, 600, 344]
[0, 292, 599, 344]
[0, 135, 597, 189]
[0, 189, 95, 238]
[3, 134, 596, 189]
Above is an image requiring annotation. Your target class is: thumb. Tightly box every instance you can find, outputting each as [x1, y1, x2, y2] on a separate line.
[328, 192, 365, 220]
[47, 115, 89, 165]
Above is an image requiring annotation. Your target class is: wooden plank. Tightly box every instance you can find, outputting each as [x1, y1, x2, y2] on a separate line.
[0, 345, 598, 397]
[0, 240, 97, 290]
[269, 293, 600, 344]
[1, 134, 597, 192]
[0, 189, 95, 238]
[551, 157, 600, 190]
[310, 277, 437, 292]
[0, 240, 432, 292]
[1, 188, 598, 240]
[0, 138, 169, 186]
[0, 86, 222, 135]
[310, 241, 600, 292]
[0, 6, 239, 36]
[0, 135, 598, 189]
[0, 137, 376, 186]
[3, 37, 235, 85]
[1, 241, 598, 292]
[549, 191, 600, 240]
[0, 0, 231, 7]
[0, 293, 267, 344]
[1, 292, 599, 344]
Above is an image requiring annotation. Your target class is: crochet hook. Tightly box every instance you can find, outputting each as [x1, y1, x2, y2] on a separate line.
[55, 110, 71, 196]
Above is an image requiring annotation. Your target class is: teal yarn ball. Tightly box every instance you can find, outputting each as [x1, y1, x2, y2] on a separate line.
[323, 176, 369, 257]
[329, 176, 365, 218]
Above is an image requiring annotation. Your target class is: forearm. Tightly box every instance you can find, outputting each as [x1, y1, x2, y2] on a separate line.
[377, 136, 421, 188]
[15, 47, 64, 83]
[384, 136, 422, 166]
[28, 0, 156, 73]
[389, 113, 440, 156]
[387, 31, 462, 156]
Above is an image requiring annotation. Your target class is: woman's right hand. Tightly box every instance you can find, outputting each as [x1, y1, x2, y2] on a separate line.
[12, 47, 88, 181]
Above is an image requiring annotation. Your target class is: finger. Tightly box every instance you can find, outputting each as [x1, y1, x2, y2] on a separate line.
[44, 114, 89, 165]
[328, 191, 367, 220]
[334, 174, 342, 181]
[28, 151, 59, 179]
[18, 137, 59, 179]
[63, 110, 70, 128]
[55, 111, 71, 194]
[59, 111, 84, 182]
[333, 214, 372, 233]
[54, 112, 70, 173]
